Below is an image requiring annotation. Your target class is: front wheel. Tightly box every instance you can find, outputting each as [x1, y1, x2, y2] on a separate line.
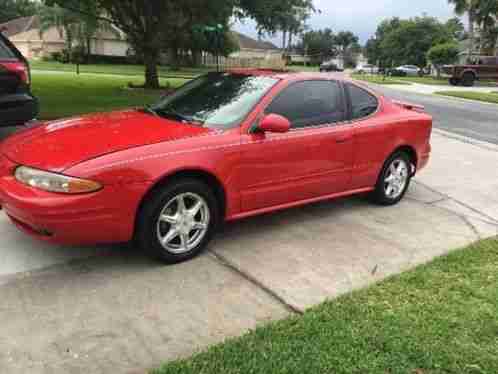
[449, 77, 460, 86]
[461, 72, 475, 87]
[136, 179, 220, 264]
[370, 152, 412, 206]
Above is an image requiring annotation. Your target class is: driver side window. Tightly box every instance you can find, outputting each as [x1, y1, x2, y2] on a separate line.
[266, 80, 346, 129]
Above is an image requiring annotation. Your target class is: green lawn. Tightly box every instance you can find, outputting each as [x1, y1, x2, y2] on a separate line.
[436, 91, 498, 104]
[153, 238, 498, 374]
[30, 60, 209, 79]
[32, 72, 189, 120]
[286, 65, 320, 72]
[396, 76, 497, 87]
[351, 73, 411, 85]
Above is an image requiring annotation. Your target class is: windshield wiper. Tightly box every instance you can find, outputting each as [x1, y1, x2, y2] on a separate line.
[141, 104, 159, 117]
[156, 109, 205, 126]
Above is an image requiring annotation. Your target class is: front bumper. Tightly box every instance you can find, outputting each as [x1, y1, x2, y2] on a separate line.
[0, 156, 151, 245]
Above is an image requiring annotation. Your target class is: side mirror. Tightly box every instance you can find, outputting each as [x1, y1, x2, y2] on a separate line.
[259, 114, 291, 133]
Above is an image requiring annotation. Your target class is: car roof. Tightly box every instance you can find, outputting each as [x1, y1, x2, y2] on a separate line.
[227, 69, 346, 82]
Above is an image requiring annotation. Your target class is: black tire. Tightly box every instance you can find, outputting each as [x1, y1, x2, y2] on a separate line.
[449, 77, 460, 86]
[461, 72, 475, 87]
[136, 178, 220, 264]
[370, 151, 412, 206]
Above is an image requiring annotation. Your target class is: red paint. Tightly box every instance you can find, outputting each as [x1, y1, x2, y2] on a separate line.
[259, 114, 291, 133]
[0, 72, 432, 246]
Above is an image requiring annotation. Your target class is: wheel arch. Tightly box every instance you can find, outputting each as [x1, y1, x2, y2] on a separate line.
[461, 69, 477, 79]
[134, 168, 227, 234]
[389, 145, 418, 174]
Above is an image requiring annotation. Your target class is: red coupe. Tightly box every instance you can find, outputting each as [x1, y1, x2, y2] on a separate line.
[0, 70, 432, 263]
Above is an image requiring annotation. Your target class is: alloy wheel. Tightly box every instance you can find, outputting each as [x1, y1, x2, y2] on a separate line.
[156, 192, 210, 254]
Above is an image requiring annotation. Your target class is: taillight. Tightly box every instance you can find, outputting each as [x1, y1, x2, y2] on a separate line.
[0, 61, 30, 85]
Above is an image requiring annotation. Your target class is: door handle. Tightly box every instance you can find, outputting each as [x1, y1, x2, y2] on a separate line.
[335, 136, 352, 144]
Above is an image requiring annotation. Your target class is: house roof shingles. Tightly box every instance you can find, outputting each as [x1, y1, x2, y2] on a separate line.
[0, 16, 39, 38]
[233, 32, 279, 51]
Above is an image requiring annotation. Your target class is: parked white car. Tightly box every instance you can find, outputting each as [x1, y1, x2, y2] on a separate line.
[390, 65, 422, 77]
[354, 64, 379, 74]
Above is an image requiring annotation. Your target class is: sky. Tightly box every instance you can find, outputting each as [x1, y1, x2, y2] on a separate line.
[234, 0, 458, 46]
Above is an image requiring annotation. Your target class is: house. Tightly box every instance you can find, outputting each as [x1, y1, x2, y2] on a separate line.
[229, 32, 282, 59]
[0, 15, 129, 59]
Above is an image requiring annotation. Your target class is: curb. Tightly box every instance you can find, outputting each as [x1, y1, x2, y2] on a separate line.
[432, 128, 498, 152]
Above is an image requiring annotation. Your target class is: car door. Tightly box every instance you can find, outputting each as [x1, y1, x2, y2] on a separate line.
[345, 83, 396, 189]
[0, 34, 38, 127]
[239, 79, 354, 212]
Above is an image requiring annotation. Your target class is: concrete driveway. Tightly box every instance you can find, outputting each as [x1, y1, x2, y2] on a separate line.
[0, 127, 497, 372]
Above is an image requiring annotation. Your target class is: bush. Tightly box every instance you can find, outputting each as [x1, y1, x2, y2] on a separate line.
[427, 43, 459, 70]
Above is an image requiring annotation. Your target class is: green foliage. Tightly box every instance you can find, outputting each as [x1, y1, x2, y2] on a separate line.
[427, 43, 460, 66]
[367, 16, 453, 68]
[445, 17, 466, 40]
[0, 0, 39, 24]
[296, 28, 336, 58]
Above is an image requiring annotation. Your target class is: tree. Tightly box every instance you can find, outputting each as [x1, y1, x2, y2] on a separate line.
[46, 0, 316, 88]
[0, 0, 39, 24]
[427, 43, 460, 77]
[296, 28, 336, 61]
[445, 17, 466, 40]
[475, 0, 498, 55]
[365, 18, 402, 68]
[334, 31, 360, 67]
[448, 0, 479, 61]
[379, 16, 452, 67]
[39, 5, 80, 55]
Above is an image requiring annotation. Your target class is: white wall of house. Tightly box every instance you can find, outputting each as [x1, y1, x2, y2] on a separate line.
[230, 48, 282, 59]
[8, 25, 129, 59]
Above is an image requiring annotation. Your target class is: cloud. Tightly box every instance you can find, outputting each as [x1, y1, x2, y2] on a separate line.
[235, 0, 457, 44]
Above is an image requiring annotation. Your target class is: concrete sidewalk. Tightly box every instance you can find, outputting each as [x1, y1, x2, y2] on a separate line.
[376, 81, 497, 95]
[0, 131, 497, 373]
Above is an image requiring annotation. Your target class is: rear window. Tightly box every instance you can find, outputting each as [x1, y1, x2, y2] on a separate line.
[0, 37, 16, 59]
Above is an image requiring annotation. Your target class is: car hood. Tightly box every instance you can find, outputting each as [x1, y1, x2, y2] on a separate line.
[2, 110, 213, 172]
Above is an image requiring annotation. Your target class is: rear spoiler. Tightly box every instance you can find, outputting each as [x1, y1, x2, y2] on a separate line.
[392, 100, 425, 112]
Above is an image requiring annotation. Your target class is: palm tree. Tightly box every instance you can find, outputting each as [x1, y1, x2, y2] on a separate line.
[39, 4, 79, 54]
[448, 0, 479, 61]
[40, 3, 119, 63]
[475, 0, 498, 55]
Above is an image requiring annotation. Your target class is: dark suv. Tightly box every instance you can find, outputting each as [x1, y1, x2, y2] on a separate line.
[0, 32, 38, 126]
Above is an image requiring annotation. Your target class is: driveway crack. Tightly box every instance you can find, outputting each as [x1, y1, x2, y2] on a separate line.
[207, 250, 304, 315]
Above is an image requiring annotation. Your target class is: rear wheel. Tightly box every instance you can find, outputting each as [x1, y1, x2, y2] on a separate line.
[370, 152, 412, 206]
[136, 179, 220, 264]
[461, 72, 475, 87]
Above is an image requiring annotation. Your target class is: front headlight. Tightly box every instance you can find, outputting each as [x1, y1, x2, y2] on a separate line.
[14, 166, 102, 194]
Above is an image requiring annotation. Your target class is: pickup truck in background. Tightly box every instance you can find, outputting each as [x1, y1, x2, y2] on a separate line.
[442, 56, 498, 87]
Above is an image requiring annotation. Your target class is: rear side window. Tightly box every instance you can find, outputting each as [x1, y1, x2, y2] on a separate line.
[266, 80, 345, 128]
[0, 37, 16, 59]
[347, 84, 378, 120]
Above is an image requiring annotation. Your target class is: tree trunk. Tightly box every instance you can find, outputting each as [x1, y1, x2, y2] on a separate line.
[282, 30, 287, 50]
[288, 32, 293, 52]
[191, 49, 202, 67]
[169, 46, 180, 71]
[468, 11, 475, 62]
[144, 50, 160, 89]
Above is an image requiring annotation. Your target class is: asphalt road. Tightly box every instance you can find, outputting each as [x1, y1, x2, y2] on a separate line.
[374, 85, 498, 145]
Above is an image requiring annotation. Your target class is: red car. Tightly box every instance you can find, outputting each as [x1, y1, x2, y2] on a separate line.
[0, 71, 432, 264]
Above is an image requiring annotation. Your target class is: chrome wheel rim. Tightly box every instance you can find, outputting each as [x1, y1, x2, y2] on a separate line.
[384, 158, 409, 199]
[156, 193, 210, 254]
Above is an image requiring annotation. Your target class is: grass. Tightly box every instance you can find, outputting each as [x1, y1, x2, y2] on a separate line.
[396, 76, 497, 87]
[351, 73, 412, 85]
[436, 91, 498, 104]
[286, 65, 320, 72]
[153, 238, 498, 374]
[30, 60, 210, 79]
[32, 71, 189, 119]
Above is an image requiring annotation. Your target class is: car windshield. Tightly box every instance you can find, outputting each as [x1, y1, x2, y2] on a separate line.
[149, 72, 278, 130]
